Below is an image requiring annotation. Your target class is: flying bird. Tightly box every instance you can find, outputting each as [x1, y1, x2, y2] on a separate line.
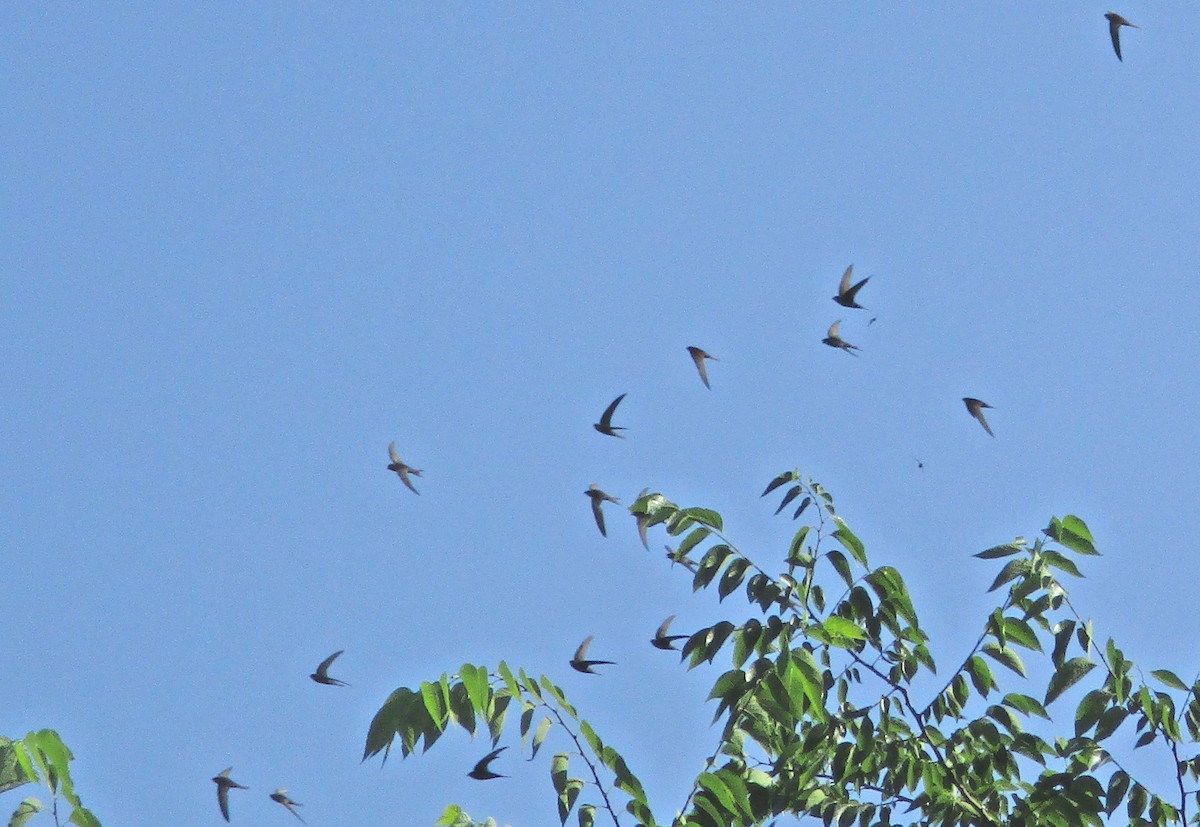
[1105, 12, 1138, 61]
[686, 346, 718, 389]
[593, 393, 628, 438]
[585, 484, 619, 537]
[822, 321, 860, 355]
[833, 264, 870, 309]
[310, 650, 350, 686]
[570, 634, 615, 674]
[651, 615, 688, 650]
[212, 768, 248, 823]
[386, 442, 423, 494]
[270, 790, 306, 823]
[468, 746, 508, 780]
[633, 487, 650, 549]
[962, 398, 995, 437]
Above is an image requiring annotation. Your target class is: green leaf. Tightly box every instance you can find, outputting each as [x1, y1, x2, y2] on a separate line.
[774, 485, 802, 515]
[761, 471, 796, 497]
[792, 496, 813, 520]
[531, 717, 553, 760]
[988, 559, 1031, 592]
[826, 550, 853, 588]
[550, 753, 569, 795]
[821, 616, 866, 644]
[682, 507, 722, 531]
[1045, 657, 1097, 706]
[578, 804, 596, 827]
[982, 643, 1026, 677]
[975, 542, 1024, 559]
[1151, 670, 1188, 691]
[832, 518, 867, 567]
[966, 656, 996, 696]
[678, 527, 712, 556]
[1041, 550, 1083, 578]
[435, 804, 469, 827]
[66, 807, 100, 827]
[1000, 617, 1043, 652]
[558, 778, 584, 824]
[1044, 515, 1099, 555]
[8, 799, 41, 827]
[718, 558, 751, 601]
[696, 772, 738, 818]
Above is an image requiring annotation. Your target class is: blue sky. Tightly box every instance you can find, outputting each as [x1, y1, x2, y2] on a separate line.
[3, 4, 1198, 824]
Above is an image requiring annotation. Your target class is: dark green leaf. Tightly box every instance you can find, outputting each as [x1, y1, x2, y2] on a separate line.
[1045, 658, 1097, 706]
[975, 542, 1024, 559]
[761, 471, 796, 497]
[982, 643, 1026, 677]
[682, 507, 723, 531]
[774, 485, 802, 516]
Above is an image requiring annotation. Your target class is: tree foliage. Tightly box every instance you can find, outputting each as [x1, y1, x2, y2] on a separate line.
[365, 471, 1200, 827]
[0, 731, 99, 827]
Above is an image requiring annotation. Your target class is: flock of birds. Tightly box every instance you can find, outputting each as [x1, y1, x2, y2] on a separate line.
[207, 15, 1139, 819]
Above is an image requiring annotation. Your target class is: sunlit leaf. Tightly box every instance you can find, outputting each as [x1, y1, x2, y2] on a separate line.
[1151, 670, 1188, 691]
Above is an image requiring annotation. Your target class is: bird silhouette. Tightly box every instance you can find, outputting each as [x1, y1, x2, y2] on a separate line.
[468, 746, 508, 780]
[386, 442, 423, 494]
[1105, 12, 1138, 61]
[310, 650, 350, 686]
[651, 615, 688, 650]
[270, 790, 306, 823]
[833, 264, 870, 309]
[212, 768, 248, 823]
[962, 398, 995, 437]
[633, 487, 651, 549]
[585, 484, 619, 537]
[570, 634, 615, 674]
[822, 321, 860, 355]
[593, 393, 628, 438]
[686, 347, 718, 389]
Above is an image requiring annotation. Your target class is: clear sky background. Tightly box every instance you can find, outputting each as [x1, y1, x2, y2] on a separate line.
[3, 4, 1198, 825]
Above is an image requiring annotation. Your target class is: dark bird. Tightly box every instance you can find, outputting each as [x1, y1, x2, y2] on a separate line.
[916, 458, 924, 470]
[651, 615, 688, 650]
[634, 487, 650, 549]
[593, 393, 628, 438]
[585, 484, 619, 537]
[686, 346, 718, 389]
[570, 634, 615, 674]
[833, 264, 870, 309]
[468, 746, 508, 780]
[212, 768, 248, 823]
[963, 398, 995, 437]
[822, 321, 860, 355]
[1105, 12, 1138, 61]
[868, 317, 877, 326]
[270, 790, 306, 823]
[310, 650, 350, 686]
[386, 441, 423, 494]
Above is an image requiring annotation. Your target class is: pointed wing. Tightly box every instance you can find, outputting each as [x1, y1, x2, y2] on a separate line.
[217, 784, 231, 822]
[655, 615, 677, 638]
[574, 635, 594, 661]
[828, 320, 842, 338]
[398, 469, 421, 494]
[838, 264, 854, 296]
[975, 407, 995, 437]
[388, 441, 400, 464]
[598, 393, 626, 428]
[591, 496, 607, 536]
[1108, 16, 1123, 60]
[316, 650, 343, 677]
